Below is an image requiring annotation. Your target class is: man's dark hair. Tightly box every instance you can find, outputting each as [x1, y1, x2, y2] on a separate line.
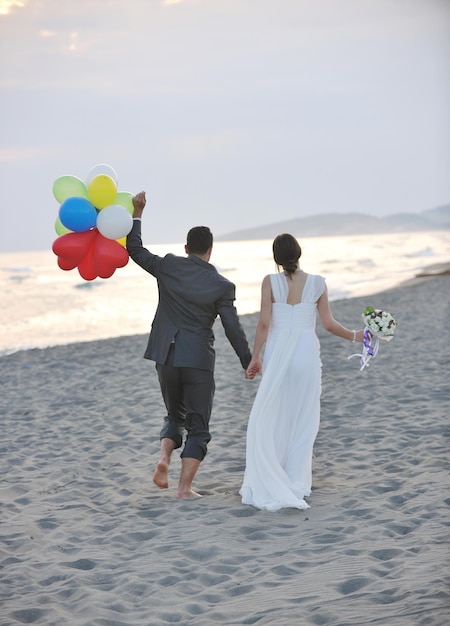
[186, 226, 213, 255]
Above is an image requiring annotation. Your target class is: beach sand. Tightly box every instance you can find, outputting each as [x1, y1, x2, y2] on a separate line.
[1, 274, 449, 625]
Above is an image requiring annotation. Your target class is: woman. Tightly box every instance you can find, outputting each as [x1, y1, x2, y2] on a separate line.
[240, 233, 364, 512]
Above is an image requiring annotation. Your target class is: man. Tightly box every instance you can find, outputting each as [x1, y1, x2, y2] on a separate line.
[127, 192, 252, 499]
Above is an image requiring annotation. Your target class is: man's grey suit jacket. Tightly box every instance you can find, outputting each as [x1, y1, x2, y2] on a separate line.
[127, 221, 251, 372]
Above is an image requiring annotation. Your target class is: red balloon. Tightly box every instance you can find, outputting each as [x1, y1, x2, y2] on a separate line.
[52, 227, 129, 281]
[93, 234, 129, 278]
[77, 244, 97, 281]
[52, 230, 97, 266]
[58, 257, 78, 271]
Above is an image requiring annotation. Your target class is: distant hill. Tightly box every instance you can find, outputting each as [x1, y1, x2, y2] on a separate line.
[216, 204, 450, 241]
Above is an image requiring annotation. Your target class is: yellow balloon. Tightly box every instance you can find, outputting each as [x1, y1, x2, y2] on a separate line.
[116, 236, 127, 247]
[87, 174, 117, 209]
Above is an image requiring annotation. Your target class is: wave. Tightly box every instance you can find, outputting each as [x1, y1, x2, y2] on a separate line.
[405, 247, 434, 258]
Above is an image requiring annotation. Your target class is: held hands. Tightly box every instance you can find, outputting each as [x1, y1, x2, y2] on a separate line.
[245, 357, 262, 380]
[132, 191, 146, 218]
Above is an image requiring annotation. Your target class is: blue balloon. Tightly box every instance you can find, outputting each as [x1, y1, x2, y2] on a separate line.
[59, 197, 97, 232]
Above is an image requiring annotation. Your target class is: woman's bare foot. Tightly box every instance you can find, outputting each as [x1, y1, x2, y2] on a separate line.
[153, 460, 169, 489]
[176, 489, 202, 500]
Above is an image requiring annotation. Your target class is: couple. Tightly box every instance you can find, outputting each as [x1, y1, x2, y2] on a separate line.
[127, 192, 364, 511]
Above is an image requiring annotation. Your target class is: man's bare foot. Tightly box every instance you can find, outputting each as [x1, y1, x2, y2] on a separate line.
[153, 460, 169, 489]
[176, 489, 202, 500]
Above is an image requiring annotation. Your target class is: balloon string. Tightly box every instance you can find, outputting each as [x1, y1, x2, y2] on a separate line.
[348, 328, 379, 371]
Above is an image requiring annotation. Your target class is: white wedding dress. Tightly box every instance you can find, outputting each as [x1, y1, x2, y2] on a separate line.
[240, 272, 326, 511]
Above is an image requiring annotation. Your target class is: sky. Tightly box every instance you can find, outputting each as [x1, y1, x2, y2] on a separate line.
[1, 0, 449, 252]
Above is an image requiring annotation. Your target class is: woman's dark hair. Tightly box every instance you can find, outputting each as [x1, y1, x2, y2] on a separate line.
[186, 226, 213, 254]
[272, 233, 302, 277]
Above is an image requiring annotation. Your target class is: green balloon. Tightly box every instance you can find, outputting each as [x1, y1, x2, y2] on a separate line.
[114, 191, 135, 215]
[53, 175, 89, 203]
[54, 216, 72, 235]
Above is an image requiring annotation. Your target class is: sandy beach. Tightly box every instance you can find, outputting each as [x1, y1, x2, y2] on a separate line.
[1, 273, 449, 626]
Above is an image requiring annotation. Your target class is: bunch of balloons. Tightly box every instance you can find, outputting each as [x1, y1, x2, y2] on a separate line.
[51, 164, 135, 280]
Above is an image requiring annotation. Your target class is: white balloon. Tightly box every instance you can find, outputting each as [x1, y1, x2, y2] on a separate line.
[96, 205, 133, 240]
[86, 163, 119, 185]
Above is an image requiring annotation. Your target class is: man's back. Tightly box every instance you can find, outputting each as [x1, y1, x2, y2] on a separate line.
[127, 221, 251, 370]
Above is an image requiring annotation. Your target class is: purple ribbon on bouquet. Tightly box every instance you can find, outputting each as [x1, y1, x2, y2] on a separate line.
[348, 328, 379, 371]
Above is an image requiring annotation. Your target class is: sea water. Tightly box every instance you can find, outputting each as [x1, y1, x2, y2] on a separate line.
[1, 230, 448, 355]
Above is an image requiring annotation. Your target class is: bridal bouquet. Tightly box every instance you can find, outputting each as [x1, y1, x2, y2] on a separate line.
[362, 306, 396, 341]
[349, 306, 397, 371]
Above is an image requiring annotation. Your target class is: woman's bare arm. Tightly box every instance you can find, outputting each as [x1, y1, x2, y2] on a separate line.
[245, 275, 273, 378]
[317, 285, 364, 342]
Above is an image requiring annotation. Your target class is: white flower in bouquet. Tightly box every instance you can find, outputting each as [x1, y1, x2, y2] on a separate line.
[362, 306, 396, 342]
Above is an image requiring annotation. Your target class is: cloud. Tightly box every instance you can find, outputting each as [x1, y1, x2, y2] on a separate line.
[39, 30, 56, 38]
[0, 0, 25, 16]
[0, 145, 58, 163]
[69, 32, 79, 52]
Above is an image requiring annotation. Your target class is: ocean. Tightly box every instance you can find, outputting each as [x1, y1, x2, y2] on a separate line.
[1, 230, 448, 356]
